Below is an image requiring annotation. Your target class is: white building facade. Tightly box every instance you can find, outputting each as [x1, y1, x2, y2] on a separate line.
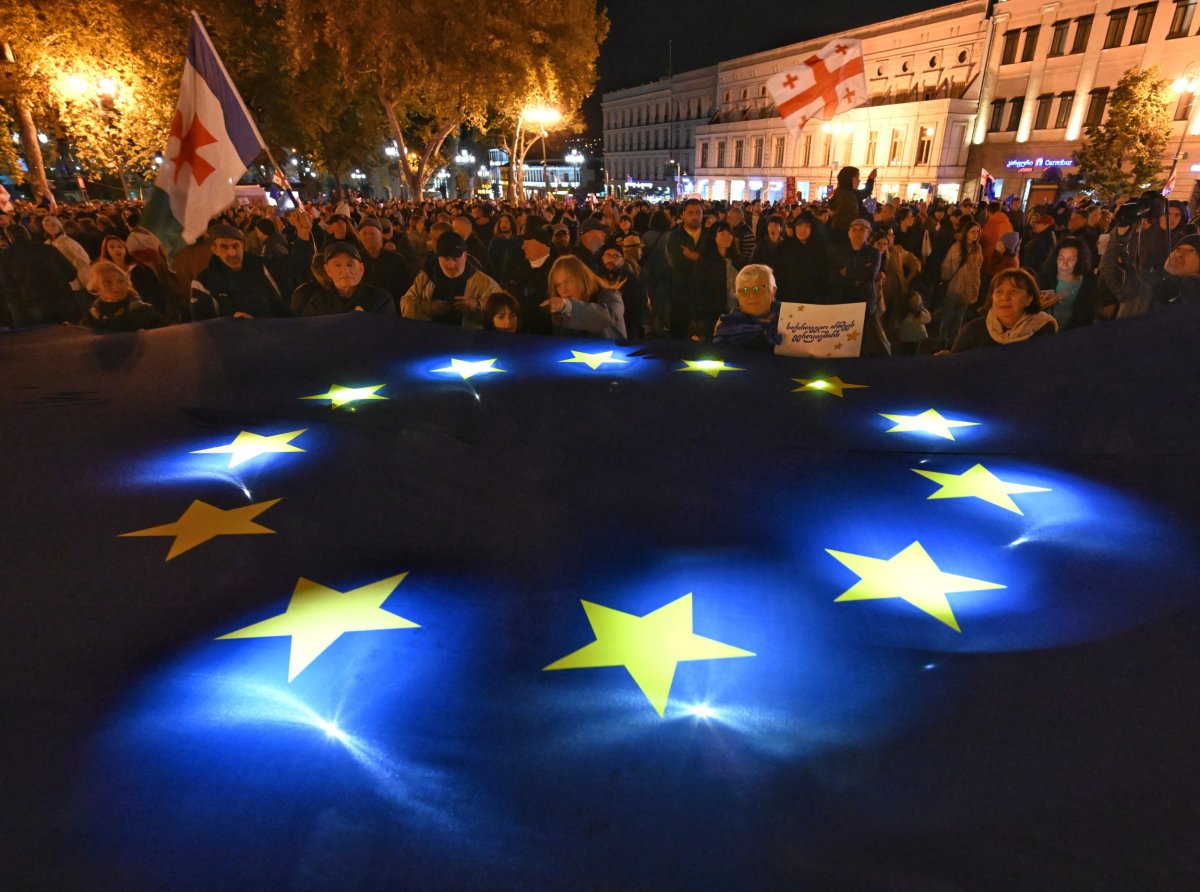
[969, 0, 1200, 206]
[602, 0, 1200, 208]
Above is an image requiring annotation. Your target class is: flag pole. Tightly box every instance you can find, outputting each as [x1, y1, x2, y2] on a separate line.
[187, 10, 305, 217]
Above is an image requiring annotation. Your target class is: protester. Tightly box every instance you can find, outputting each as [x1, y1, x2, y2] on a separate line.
[712, 263, 782, 351]
[951, 268, 1057, 353]
[400, 230, 500, 327]
[544, 254, 626, 339]
[79, 260, 167, 332]
[190, 223, 288, 320]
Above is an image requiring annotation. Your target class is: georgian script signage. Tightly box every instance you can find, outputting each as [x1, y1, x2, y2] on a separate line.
[774, 302, 866, 358]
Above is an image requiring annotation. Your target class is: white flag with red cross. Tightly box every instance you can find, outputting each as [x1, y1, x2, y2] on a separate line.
[767, 38, 867, 135]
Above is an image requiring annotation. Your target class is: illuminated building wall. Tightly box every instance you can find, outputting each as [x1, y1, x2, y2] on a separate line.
[970, 0, 1200, 206]
[601, 2, 988, 203]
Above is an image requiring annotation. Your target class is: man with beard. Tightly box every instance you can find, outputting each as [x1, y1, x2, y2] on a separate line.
[597, 238, 647, 340]
[400, 230, 500, 328]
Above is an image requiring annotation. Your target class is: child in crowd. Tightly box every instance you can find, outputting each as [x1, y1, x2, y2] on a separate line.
[896, 291, 931, 356]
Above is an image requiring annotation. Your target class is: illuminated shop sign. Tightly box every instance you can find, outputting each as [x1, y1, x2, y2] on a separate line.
[1005, 157, 1074, 171]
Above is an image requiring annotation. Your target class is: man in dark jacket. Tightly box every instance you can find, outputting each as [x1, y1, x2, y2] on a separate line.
[503, 223, 557, 335]
[300, 242, 395, 316]
[598, 238, 648, 340]
[828, 218, 889, 356]
[0, 224, 82, 326]
[359, 217, 413, 310]
[190, 224, 288, 320]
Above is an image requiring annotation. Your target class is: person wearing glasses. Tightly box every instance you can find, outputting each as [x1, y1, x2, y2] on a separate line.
[712, 263, 782, 351]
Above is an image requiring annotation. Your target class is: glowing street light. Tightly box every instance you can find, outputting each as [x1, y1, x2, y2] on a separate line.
[523, 105, 561, 196]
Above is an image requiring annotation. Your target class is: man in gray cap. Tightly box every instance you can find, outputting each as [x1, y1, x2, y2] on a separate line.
[299, 242, 395, 316]
[190, 222, 288, 320]
[501, 222, 557, 335]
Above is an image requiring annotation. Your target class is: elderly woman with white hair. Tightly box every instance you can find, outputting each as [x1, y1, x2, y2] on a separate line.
[712, 263, 782, 351]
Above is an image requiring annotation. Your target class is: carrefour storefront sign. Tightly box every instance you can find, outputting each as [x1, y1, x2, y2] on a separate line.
[1006, 157, 1074, 171]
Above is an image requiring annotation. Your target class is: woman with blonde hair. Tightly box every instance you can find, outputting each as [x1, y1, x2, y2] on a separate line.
[543, 254, 626, 339]
[80, 260, 166, 332]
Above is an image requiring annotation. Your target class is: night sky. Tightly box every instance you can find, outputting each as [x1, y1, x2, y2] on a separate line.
[583, 0, 953, 137]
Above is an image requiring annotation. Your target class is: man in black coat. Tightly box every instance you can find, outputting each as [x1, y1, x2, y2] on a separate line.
[189, 223, 288, 320]
[598, 238, 648, 340]
[0, 224, 82, 326]
[299, 242, 395, 316]
[359, 217, 413, 311]
[503, 224, 557, 335]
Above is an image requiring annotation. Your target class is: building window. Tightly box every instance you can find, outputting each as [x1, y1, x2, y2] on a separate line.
[1176, 89, 1196, 122]
[734, 139, 744, 167]
[802, 134, 812, 167]
[1130, 4, 1156, 43]
[1104, 9, 1129, 48]
[700, 142, 709, 168]
[888, 129, 903, 165]
[1034, 94, 1054, 130]
[1006, 97, 1024, 131]
[989, 99, 1005, 132]
[1001, 30, 1020, 64]
[1072, 16, 1093, 53]
[866, 131, 878, 165]
[753, 137, 764, 167]
[843, 134, 853, 165]
[1169, 0, 1196, 38]
[1085, 87, 1109, 126]
[1049, 20, 1070, 55]
[716, 141, 726, 168]
[915, 127, 934, 165]
[773, 136, 785, 167]
[822, 135, 832, 166]
[1021, 26, 1040, 62]
[1055, 92, 1075, 128]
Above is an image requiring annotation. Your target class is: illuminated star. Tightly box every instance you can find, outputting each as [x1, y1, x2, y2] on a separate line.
[912, 463, 1050, 515]
[826, 541, 1004, 632]
[792, 376, 868, 397]
[120, 498, 280, 560]
[217, 573, 417, 681]
[560, 350, 628, 370]
[880, 409, 980, 440]
[544, 593, 754, 716]
[301, 384, 387, 408]
[191, 429, 307, 468]
[432, 358, 506, 379]
[677, 359, 744, 378]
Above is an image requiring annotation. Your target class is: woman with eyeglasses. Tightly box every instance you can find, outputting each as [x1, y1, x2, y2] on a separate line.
[712, 263, 782, 351]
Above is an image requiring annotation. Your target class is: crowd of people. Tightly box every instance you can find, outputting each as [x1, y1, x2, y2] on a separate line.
[0, 167, 1194, 355]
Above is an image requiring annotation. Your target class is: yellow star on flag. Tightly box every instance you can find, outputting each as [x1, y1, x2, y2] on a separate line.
[432, 358, 505, 379]
[217, 573, 417, 681]
[826, 541, 1004, 632]
[677, 359, 744, 378]
[544, 593, 754, 716]
[792, 376, 868, 397]
[560, 350, 628, 370]
[912, 464, 1050, 515]
[120, 498, 281, 560]
[191, 429, 307, 468]
[880, 409, 980, 440]
[301, 384, 387, 409]
[846, 330, 861, 341]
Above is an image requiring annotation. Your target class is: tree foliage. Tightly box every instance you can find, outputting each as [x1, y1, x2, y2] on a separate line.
[274, 0, 607, 196]
[1074, 66, 1172, 201]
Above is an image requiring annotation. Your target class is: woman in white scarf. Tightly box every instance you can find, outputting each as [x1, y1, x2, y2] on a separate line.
[951, 268, 1057, 353]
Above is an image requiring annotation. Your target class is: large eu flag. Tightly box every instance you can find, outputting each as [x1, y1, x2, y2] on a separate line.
[2, 307, 1199, 890]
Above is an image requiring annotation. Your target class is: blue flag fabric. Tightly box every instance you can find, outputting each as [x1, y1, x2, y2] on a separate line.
[1, 308, 1199, 889]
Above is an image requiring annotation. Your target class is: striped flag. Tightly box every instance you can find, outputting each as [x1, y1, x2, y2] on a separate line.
[767, 38, 867, 135]
[143, 12, 266, 257]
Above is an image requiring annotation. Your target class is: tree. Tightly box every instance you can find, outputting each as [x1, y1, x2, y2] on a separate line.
[0, 0, 183, 198]
[275, 0, 607, 199]
[1074, 66, 1172, 201]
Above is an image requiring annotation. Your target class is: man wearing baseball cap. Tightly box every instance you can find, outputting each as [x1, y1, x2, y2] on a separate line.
[297, 242, 395, 316]
[190, 222, 288, 320]
[400, 230, 500, 327]
[500, 223, 557, 334]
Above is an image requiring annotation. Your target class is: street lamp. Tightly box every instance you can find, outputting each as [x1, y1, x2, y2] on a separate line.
[523, 105, 561, 197]
[1166, 64, 1200, 195]
[455, 149, 476, 198]
[565, 149, 584, 189]
[821, 120, 851, 197]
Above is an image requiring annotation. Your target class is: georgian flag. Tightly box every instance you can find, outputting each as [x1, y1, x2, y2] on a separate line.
[143, 12, 265, 256]
[0, 182, 12, 213]
[767, 38, 867, 135]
